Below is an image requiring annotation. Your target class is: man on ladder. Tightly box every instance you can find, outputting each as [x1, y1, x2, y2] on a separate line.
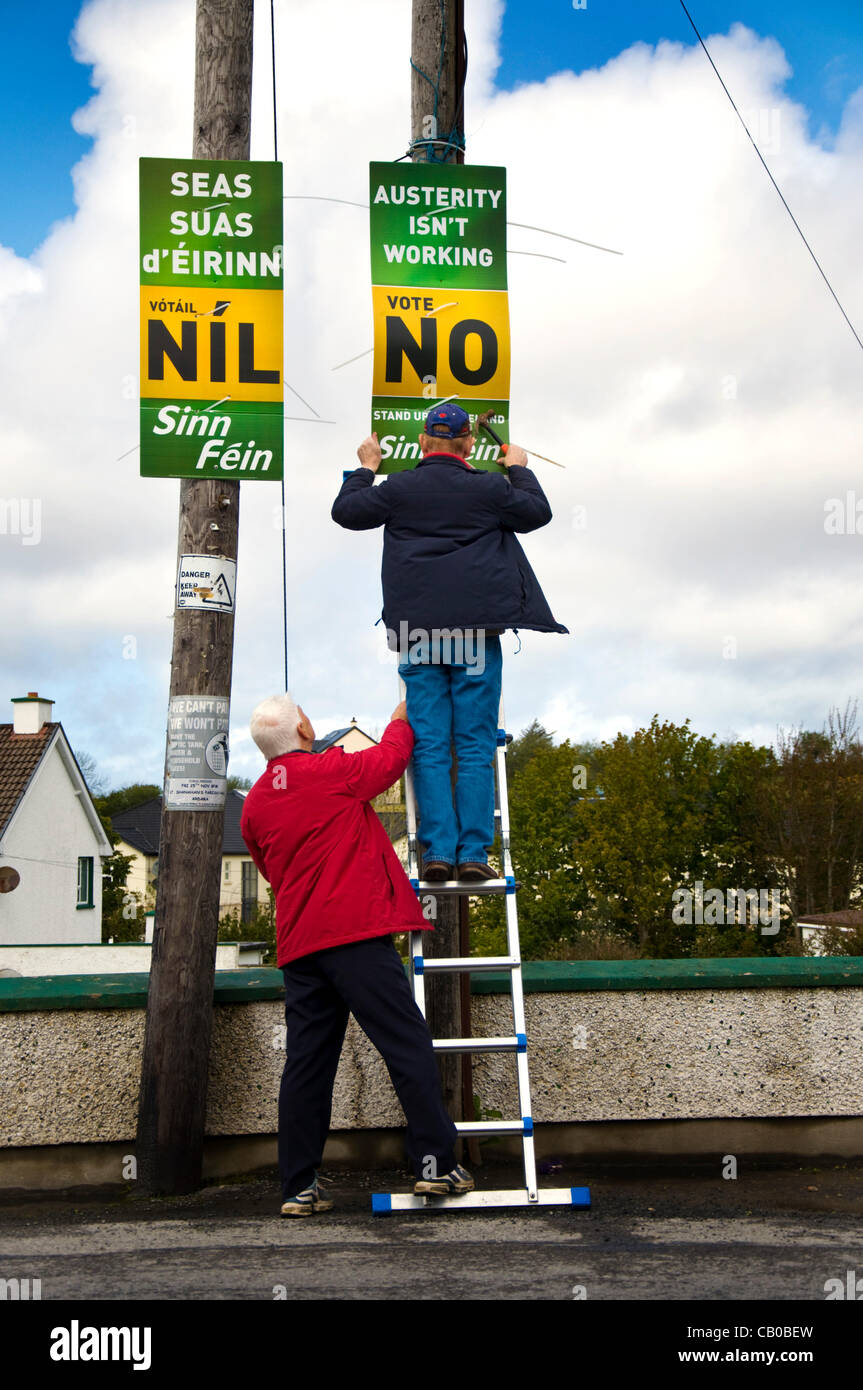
[330, 404, 587, 1213]
[332, 402, 567, 884]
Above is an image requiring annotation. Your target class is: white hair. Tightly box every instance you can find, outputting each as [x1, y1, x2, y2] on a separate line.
[249, 692, 303, 760]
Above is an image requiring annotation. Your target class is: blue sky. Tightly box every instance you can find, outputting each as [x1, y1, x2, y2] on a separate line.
[3, 1, 862, 255]
[2, 3, 93, 255]
[496, 0, 863, 141]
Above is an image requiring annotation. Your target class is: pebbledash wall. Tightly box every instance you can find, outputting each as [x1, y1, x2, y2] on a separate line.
[1, 959, 862, 1189]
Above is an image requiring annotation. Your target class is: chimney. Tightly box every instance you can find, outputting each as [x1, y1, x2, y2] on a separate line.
[12, 692, 54, 735]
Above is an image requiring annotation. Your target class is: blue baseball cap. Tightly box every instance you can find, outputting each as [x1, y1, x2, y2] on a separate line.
[424, 402, 471, 438]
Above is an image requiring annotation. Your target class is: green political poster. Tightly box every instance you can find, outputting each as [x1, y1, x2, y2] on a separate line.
[139, 158, 283, 480]
[369, 161, 509, 474]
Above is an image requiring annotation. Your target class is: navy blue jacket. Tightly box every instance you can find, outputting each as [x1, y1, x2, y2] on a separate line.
[331, 453, 568, 635]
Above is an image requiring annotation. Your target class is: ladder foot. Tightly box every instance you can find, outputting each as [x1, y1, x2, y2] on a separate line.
[370, 1187, 591, 1213]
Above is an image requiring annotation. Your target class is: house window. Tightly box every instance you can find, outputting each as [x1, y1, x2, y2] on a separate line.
[77, 857, 94, 909]
[241, 861, 258, 923]
[224, 861, 231, 882]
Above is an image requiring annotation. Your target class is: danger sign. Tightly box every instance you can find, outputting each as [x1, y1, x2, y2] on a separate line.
[177, 555, 236, 612]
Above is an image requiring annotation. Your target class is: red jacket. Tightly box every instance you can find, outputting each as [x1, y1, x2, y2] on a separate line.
[240, 719, 429, 966]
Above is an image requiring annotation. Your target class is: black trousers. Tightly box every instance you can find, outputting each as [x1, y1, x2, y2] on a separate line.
[279, 934, 458, 1198]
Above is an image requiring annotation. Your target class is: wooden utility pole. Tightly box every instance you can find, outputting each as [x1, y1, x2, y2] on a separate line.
[136, 0, 253, 1195]
[410, 0, 472, 1137]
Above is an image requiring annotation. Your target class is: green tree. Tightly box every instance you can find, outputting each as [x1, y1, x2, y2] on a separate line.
[760, 703, 863, 922]
[472, 725, 600, 959]
[96, 784, 161, 818]
[218, 889, 277, 965]
[100, 843, 144, 943]
[470, 713, 855, 962]
[92, 805, 143, 943]
[93, 785, 160, 941]
[574, 718, 788, 958]
[504, 720, 555, 782]
[691, 738, 790, 957]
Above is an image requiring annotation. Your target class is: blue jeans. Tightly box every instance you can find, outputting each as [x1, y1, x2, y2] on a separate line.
[398, 634, 502, 865]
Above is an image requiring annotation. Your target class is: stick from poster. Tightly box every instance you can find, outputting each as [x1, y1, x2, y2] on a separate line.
[369, 161, 509, 474]
[164, 695, 230, 809]
[139, 158, 283, 481]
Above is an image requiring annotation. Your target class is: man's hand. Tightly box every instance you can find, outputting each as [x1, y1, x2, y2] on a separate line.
[390, 700, 408, 723]
[357, 432, 382, 473]
[504, 444, 529, 470]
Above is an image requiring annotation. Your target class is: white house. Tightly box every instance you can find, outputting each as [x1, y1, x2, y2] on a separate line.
[797, 909, 863, 956]
[0, 693, 113, 945]
[112, 789, 272, 925]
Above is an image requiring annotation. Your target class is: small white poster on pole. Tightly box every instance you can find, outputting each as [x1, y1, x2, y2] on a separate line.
[165, 695, 230, 809]
[177, 555, 236, 612]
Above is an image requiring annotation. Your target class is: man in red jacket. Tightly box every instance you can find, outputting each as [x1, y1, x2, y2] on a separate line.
[240, 692, 473, 1215]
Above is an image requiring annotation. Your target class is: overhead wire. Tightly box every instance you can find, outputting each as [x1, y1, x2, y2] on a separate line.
[679, 0, 863, 356]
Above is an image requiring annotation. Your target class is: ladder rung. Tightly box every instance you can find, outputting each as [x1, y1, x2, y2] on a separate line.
[455, 1119, 530, 1135]
[418, 955, 520, 973]
[413, 878, 517, 895]
[432, 1035, 521, 1053]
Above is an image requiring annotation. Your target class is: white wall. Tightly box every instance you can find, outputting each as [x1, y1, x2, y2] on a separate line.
[0, 740, 106, 944]
[0, 943, 245, 974]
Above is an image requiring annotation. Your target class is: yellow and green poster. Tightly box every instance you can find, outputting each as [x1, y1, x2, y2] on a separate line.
[139, 158, 283, 480]
[369, 161, 509, 473]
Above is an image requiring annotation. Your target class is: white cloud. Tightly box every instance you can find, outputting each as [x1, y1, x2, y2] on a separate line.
[0, 246, 42, 335]
[2, 1, 862, 790]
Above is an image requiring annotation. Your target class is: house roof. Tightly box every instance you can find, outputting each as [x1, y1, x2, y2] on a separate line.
[0, 721, 112, 855]
[312, 724, 377, 752]
[112, 788, 250, 856]
[0, 722, 59, 837]
[797, 909, 863, 928]
[312, 728, 352, 753]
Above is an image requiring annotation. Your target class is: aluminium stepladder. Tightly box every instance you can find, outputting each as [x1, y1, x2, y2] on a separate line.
[371, 690, 591, 1213]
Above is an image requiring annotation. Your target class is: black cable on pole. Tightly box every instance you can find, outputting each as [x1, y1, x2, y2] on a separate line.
[270, 0, 278, 163]
[452, 0, 466, 165]
[679, 0, 863, 356]
[270, 0, 289, 690]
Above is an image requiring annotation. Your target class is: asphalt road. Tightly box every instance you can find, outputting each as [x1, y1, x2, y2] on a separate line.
[2, 1157, 862, 1303]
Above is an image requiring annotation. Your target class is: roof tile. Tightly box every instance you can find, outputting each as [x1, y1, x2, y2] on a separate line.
[0, 723, 57, 836]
